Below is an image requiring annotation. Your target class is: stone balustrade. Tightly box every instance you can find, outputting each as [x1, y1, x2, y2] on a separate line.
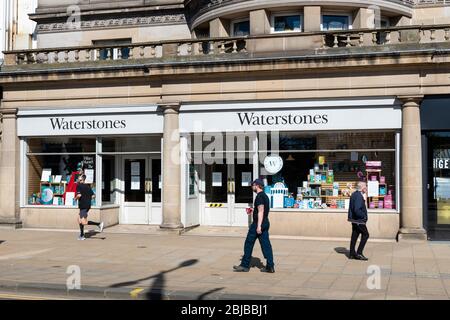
[3, 24, 450, 67]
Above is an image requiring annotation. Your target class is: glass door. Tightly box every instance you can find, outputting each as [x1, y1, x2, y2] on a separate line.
[122, 156, 161, 225]
[230, 159, 253, 227]
[427, 132, 450, 240]
[203, 162, 230, 226]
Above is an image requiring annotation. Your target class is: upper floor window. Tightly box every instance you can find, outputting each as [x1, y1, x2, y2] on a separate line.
[322, 15, 351, 31]
[93, 39, 132, 60]
[232, 19, 250, 36]
[272, 13, 302, 33]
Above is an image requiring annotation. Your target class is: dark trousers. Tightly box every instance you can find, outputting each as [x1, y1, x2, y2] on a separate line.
[350, 223, 370, 256]
[241, 221, 274, 269]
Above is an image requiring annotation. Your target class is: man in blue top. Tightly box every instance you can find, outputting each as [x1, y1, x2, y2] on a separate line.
[348, 181, 369, 261]
[233, 179, 275, 273]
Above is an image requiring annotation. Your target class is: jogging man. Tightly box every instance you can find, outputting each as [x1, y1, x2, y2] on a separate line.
[76, 175, 103, 240]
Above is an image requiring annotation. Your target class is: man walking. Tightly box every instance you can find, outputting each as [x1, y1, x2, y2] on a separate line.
[233, 179, 275, 273]
[348, 181, 369, 261]
[76, 175, 103, 240]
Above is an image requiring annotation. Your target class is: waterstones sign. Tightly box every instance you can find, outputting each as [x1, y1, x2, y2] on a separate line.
[17, 107, 163, 136]
[180, 107, 401, 133]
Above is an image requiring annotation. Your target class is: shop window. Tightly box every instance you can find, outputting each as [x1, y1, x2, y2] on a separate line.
[427, 132, 450, 239]
[259, 132, 397, 211]
[322, 15, 351, 31]
[272, 14, 302, 33]
[232, 19, 250, 36]
[26, 138, 97, 207]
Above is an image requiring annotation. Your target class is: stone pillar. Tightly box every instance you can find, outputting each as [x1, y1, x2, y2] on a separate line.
[209, 18, 230, 38]
[0, 108, 22, 228]
[160, 103, 183, 230]
[250, 9, 270, 36]
[399, 96, 427, 241]
[353, 8, 375, 29]
[304, 6, 321, 32]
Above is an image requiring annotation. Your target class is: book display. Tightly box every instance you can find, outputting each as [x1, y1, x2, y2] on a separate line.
[263, 156, 395, 211]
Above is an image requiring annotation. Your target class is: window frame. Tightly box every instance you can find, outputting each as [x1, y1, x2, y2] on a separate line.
[321, 12, 353, 31]
[270, 12, 303, 34]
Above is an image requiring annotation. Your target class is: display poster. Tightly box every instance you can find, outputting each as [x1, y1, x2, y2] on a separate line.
[212, 172, 222, 187]
[131, 162, 140, 176]
[84, 169, 94, 184]
[53, 197, 59, 205]
[351, 152, 359, 162]
[41, 169, 52, 182]
[368, 181, 380, 197]
[131, 176, 141, 190]
[65, 192, 75, 206]
[83, 156, 95, 169]
[54, 175, 62, 183]
[241, 172, 252, 187]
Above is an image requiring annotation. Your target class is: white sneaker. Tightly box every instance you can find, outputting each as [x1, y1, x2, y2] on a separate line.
[78, 236, 86, 241]
[98, 222, 104, 233]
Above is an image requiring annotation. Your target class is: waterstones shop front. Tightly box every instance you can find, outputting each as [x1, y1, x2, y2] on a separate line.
[17, 106, 165, 229]
[17, 97, 402, 238]
[180, 97, 402, 239]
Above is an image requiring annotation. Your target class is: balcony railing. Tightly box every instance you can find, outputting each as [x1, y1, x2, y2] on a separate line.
[3, 25, 450, 67]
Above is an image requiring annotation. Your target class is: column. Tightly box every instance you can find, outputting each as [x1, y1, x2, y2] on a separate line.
[304, 6, 321, 32]
[353, 8, 375, 29]
[160, 103, 183, 230]
[250, 9, 270, 36]
[209, 18, 230, 38]
[0, 108, 22, 228]
[399, 96, 427, 241]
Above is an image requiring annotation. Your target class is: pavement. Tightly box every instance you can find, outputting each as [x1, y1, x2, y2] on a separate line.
[1, 226, 450, 300]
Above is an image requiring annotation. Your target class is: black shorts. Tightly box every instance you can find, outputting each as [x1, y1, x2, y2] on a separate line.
[79, 208, 90, 219]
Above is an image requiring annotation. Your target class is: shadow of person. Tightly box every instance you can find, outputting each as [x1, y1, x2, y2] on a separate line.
[250, 257, 264, 269]
[110, 259, 199, 300]
[84, 231, 106, 240]
[197, 287, 224, 300]
[335, 247, 350, 258]
[0, 241, 4, 245]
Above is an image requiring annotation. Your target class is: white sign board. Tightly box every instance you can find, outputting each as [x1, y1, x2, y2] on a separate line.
[180, 106, 401, 133]
[17, 106, 163, 137]
[264, 155, 284, 175]
[212, 172, 222, 187]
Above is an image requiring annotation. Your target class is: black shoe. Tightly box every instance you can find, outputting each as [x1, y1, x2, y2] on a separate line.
[233, 265, 249, 272]
[349, 253, 358, 260]
[260, 266, 275, 273]
[356, 254, 368, 261]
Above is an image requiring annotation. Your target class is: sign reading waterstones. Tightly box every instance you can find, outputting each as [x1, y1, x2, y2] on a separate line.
[179, 101, 402, 133]
[17, 106, 163, 136]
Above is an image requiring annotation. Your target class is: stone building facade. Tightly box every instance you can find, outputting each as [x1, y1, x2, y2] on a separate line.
[1, 0, 450, 241]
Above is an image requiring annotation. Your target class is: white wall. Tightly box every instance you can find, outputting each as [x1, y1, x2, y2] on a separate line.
[0, 0, 37, 64]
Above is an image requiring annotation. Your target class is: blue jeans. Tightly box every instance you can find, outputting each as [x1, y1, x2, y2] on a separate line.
[241, 221, 274, 269]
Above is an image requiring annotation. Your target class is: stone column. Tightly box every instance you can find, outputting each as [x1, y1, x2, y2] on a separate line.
[353, 8, 375, 29]
[209, 18, 230, 38]
[250, 9, 270, 36]
[160, 103, 183, 230]
[0, 108, 22, 228]
[399, 96, 427, 241]
[304, 6, 321, 32]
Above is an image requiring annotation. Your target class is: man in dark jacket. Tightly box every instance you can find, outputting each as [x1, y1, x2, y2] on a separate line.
[348, 182, 369, 261]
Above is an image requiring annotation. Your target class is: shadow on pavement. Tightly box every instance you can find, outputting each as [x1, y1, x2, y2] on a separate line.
[85, 231, 106, 240]
[250, 257, 264, 269]
[197, 287, 225, 300]
[335, 247, 350, 258]
[0, 241, 4, 245]
[110, 259, 199, 300]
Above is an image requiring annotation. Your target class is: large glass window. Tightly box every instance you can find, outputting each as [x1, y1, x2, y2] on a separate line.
[259, 131, 397, 211]
[26, 138, 97, 207]
[273, 14, 302, 33]
[322, 15, 350, 31]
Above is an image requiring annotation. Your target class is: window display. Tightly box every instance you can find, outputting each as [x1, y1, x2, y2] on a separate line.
[27, 138, 96, 206]
[260, 132, 397, 211]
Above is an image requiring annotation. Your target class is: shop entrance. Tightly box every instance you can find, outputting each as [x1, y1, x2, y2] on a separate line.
[122, 156, 162, 225]
[426, 132, 450, 240]
[202, 159, 254, 227]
